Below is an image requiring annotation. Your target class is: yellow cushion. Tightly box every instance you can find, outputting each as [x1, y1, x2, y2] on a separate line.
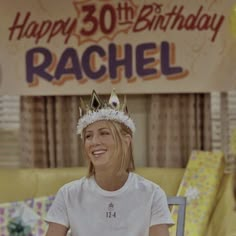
[170, 151, 224, 236]
[206, 174, 236, 236]
[0, 169, 37, 203]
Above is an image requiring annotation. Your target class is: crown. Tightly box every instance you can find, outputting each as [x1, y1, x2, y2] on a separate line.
[77, 89, 135, 136]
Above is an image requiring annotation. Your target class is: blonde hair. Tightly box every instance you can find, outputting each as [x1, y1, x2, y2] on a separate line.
[82, 120, 135, 177]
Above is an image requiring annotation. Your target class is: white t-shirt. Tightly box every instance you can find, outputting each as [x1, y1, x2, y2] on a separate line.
[45, 172, 174, 236]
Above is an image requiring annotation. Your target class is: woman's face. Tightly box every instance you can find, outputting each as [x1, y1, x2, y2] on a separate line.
[84, 120, 117, 169]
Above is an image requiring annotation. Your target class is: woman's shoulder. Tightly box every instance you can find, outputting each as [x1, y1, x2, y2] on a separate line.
[58, 176, 90, 194]
[131, 173, 162, 192]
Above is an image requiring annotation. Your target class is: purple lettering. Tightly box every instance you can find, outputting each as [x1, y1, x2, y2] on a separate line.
[161, 41, 183, 76]
[26, 47, 53, 83]
[136, 43, 158, 77]
[55, 48, 83, 80]
[82, 45, 106, 79]
[108, 43, 132, 79]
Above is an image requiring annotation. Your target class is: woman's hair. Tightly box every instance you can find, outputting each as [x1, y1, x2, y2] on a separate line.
[82, 120, 135, 177]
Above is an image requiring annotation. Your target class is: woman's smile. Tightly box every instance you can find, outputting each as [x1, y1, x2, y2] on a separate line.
[92, 148, 107, 158]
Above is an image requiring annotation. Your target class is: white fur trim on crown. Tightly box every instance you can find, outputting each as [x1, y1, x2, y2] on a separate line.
[77, 108, 135, 135]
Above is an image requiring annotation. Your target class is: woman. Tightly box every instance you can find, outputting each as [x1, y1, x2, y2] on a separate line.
[45, 90, 173, 236]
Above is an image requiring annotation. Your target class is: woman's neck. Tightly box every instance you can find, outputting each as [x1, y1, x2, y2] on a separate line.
[94, 170, 129, 191]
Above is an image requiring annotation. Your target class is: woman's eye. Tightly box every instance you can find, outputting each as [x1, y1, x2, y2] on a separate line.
[85, 134, 91, 139]
[101, 131, 110, 136]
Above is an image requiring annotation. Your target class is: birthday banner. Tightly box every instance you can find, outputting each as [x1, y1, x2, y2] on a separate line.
[0, 0, 236, 95]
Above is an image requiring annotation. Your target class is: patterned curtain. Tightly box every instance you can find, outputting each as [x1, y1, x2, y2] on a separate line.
[148, 94, 212, 167]
[20, 96, 85, 168]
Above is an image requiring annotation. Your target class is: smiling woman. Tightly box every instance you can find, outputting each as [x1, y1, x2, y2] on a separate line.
[45, 89, 173, 236]
[83, 120, 134, 179]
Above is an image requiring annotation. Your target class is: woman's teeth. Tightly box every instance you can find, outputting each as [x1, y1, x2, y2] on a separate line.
[93, 150, 106, 156]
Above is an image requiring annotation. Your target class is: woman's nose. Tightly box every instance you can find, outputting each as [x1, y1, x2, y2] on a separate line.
[91, 134, 101, 145]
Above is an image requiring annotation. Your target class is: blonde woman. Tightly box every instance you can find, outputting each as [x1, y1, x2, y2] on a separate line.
[45, 90, 173, 236]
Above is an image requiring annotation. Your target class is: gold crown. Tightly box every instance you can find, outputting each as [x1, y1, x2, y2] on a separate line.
[79, 89, 128, 115]
[77, 89, 135, 135]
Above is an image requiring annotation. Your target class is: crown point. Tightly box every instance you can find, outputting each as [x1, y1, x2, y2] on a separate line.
[109, 88, 120, 110]
[90, 90, 103, 110]
[79, 97, 87, 116]
[121, 95, 128, 113]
